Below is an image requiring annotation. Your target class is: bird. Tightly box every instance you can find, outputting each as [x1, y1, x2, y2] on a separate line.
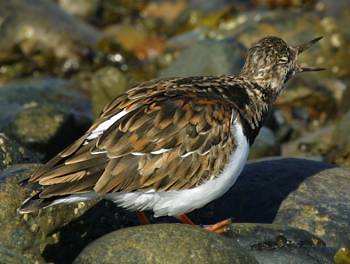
[18, 36, 323, 232]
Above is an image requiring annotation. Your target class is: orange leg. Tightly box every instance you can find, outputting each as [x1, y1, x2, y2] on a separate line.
[204, 218, 232, 234]
[136, 211, 150, 225]
[176, 214, 232, 234]
[176, 214, 196, 225]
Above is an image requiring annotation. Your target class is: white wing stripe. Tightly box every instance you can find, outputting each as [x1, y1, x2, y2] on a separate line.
[86, 110, 128, 141]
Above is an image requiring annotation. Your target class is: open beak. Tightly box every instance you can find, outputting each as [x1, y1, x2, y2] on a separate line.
[295, 36, 325, 73]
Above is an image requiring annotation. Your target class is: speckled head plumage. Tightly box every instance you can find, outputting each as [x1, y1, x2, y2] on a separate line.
[240, 36, 324, 97]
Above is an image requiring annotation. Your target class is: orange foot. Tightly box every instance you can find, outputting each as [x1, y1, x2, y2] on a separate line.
[176, 214, 232, 234]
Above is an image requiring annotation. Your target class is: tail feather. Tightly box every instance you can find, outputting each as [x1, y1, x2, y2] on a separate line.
[18, 193, 53, 214]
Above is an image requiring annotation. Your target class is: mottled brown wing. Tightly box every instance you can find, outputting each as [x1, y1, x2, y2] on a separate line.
[29, 85, 237, 198]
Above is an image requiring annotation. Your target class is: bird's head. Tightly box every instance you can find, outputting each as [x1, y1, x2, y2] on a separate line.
[240, 36, 324, 97]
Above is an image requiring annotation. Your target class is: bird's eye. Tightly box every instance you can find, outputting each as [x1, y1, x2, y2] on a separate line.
[278, 57, 289, 64]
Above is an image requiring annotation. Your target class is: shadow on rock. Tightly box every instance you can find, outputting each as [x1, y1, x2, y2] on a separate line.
[188, 158, 334, 224]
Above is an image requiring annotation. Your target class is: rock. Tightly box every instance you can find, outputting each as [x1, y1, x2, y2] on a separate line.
[0, 0, 100, 80]
[186, 158, 349, 248]
[249, 127, 280, 160]
[0, 133, 38, 171]
[0, 164, 47, 263]
[90, 66, 129, 117]
[226, 223, 335, 264]
[0, 78, 92, 160]
[74, 224, 258, 264]
[159, 39, 246, 78]
[0, 245, 33, 264]
[0, 164, 99, 264]
[272, 165, 350, 248]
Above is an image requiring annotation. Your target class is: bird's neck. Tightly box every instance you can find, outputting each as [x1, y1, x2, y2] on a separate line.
[239, 69, 286, 101]
[227, 76, 283, 144]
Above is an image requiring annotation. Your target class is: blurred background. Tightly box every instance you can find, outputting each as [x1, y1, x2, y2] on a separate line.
[0, 0, 349, 168]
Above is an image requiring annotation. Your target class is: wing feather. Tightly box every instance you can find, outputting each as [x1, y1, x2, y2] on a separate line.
[27, 81, 237, 199]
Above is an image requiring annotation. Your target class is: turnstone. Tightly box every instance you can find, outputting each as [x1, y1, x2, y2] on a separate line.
[19, 36, 323, 231]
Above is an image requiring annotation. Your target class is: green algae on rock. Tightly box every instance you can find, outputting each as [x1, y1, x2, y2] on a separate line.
[74, 224, 258, 264]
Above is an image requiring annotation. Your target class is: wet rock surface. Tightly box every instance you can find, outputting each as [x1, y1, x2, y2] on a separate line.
[74, 224, 258, 264]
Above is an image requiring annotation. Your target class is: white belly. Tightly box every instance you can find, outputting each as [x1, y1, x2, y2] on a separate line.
[107, 120, 249, 217]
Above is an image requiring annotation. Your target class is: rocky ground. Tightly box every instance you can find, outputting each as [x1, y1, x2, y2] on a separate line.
[0, 0, 349, 263]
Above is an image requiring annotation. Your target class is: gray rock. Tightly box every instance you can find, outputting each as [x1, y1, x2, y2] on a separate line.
[249, 127, 280, 160]
[159, 39, 246, 78]
[0, 78, 92, 160]
[90, 66, 129, 117]
[226, 223, 335, 264]
[187, 158, 349, 248]
[74, 224, 258, 264]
